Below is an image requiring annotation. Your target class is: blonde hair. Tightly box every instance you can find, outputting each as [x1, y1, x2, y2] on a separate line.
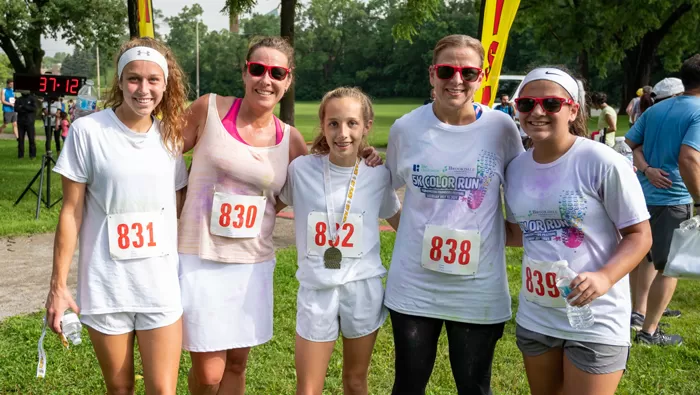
[310, 87, 374, 156]
[432, 35, 485, 66]
[104, 37, 188, 155]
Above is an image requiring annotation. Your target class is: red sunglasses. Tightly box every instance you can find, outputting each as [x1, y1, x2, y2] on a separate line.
[246, 61, 291, 81]
[433, 64, 483, 82]
[515, 96, 576, 114]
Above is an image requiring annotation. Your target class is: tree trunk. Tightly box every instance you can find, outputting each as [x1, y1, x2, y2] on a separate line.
[577, 49, 590, 115]
[279, 0, 296, 126]
[128, 0, 140, 38]
[619, 2, 692, 113]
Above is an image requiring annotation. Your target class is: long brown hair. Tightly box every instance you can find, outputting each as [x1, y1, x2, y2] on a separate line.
[310, 87, 374, 157]
[104, 37, 188, 155]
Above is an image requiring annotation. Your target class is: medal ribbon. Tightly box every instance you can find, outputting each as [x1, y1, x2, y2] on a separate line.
[323, 156, 360, 245]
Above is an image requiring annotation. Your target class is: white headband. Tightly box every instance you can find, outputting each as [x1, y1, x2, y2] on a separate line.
[117, 46, 169, 82]
[519, 68, 580, 103]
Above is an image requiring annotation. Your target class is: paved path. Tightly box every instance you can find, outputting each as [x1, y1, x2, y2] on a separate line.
[0, 202, 400, 321]
[0, 211, 297, 321]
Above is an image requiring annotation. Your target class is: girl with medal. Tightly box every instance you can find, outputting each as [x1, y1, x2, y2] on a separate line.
[504, 67, 651, 394]
[177, 38, 382, 394]
[278, 87, 401, 394]
[45, 37, 189, 393]
[384, 35, 524, 394]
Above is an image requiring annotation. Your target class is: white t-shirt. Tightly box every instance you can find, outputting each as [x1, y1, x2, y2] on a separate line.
[505, 137, 650, 346]
[279, 154, 400, 290]
[53, 109, 188, 315]
[43, 100, 60, 126]
[384, 103, 524, 324]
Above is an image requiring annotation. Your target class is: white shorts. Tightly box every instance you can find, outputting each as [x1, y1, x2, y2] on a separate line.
[297, 276, 387, 342]
[179, 253, 275, 352]
[81, 309, 182, 336]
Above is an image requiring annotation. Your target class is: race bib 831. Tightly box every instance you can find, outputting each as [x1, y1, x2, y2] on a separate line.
[107, 210, 165, 260]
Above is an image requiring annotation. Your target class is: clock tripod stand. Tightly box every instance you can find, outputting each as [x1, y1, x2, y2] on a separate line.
[14, 97, 63, 219]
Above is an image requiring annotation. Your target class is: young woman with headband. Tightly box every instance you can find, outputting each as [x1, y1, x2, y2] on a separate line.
[177, 37, 381, 395]
[45, 37, 189, 394]
[504, 67, 652, 395]
[384, 34, 524, 394]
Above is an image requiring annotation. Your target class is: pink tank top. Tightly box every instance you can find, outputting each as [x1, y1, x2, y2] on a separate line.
[221, 98, 283, 145]
[178, 94, 290, 263]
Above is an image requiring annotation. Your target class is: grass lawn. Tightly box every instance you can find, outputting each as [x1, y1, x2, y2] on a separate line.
[0, 140, 63, 236]
[2, 234, 700, 394]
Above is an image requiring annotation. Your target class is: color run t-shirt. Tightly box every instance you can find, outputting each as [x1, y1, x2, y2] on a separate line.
[505, 137, 649, 346]
[384, 103, 523, 324]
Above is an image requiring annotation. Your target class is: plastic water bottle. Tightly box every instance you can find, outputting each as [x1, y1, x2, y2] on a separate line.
[60, 312, 82, 346]
[556, 266, 594, 329]
[613, 137, 634, 166]
[74, 80, 97, 119]
[680, 215, 700, 231]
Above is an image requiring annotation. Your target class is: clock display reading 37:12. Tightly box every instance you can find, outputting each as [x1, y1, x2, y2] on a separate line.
[12, 74, 86, 96]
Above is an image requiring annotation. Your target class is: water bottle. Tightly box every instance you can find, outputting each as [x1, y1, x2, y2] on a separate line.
[680, 215, 700, 231]
[60, 312, 82, 346]
[74, 80, 97, 120]
[613, 137, 634, 166]
[556, 266, 595, 329]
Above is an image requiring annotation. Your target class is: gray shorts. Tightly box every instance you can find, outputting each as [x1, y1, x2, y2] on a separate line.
[3, 111, 16, 123]
[515, 325, 629, 374]
[647, 204, 692, 270]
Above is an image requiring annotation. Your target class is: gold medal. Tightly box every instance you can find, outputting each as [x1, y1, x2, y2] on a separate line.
[323, 247, 342, 269]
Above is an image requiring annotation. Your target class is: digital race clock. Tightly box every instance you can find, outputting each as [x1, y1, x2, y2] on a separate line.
[12, 74, 87, 96]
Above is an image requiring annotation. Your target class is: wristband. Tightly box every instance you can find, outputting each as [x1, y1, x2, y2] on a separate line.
[642, 167, 650, 175]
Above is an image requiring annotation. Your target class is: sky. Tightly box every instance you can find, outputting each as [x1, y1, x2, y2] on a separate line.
[42, 0, 281, 57]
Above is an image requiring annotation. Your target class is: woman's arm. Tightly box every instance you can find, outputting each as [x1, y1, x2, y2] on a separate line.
[386, 210, 401, 231]
[182, 94, 210, 153]
[45, 177, 85, 333]
[505, 221, 523, 247]
[567, 220, 652, 307]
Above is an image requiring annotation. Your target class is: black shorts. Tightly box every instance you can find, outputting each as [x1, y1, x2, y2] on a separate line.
[647, 204, 692, 270]
[3, 111, 16, 123]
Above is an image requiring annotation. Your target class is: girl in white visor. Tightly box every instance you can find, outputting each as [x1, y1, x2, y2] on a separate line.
[279, 87, 401, 395]
[45, 37, 189, 394]
[504, 66, 652, 395]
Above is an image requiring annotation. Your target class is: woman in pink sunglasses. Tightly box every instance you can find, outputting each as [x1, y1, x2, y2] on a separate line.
[504, 66, 651, 395]
[384, 34, 524, 394]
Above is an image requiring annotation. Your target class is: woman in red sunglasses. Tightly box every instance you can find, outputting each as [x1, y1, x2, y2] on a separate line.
[174, 36, 306, 395]
[503, 67, 651, 395]
[384, 34, 524, 395]
[176, 36, 382, 395]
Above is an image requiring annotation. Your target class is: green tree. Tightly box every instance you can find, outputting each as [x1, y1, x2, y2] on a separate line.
[242, 13, 279, 36]
[60, 48, 95, 77]
[0, 54, 13, 83]
[164, 4, 206, 98]
[0, 0, 126, 74]
[516, 0, 700, 110]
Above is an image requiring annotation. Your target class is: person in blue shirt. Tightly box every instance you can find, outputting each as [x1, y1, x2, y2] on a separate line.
[625, 53, 700, 346]
[494, 93, 515, 120]
[2, 79, 18, 140]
